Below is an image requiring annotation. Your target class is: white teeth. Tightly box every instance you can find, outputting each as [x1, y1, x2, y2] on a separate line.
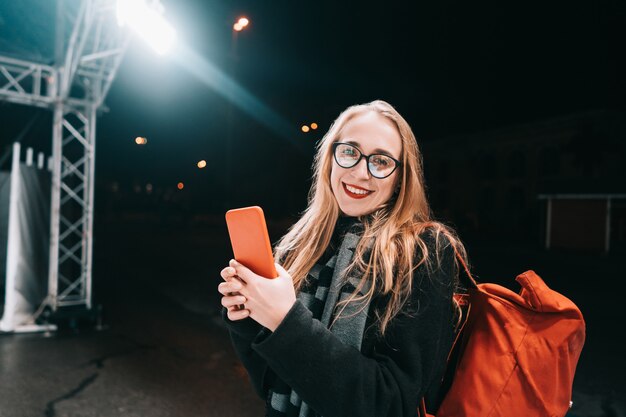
[346, 184, 370, 195]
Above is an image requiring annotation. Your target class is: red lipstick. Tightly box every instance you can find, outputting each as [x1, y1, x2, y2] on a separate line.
[342, 182, 373, 199]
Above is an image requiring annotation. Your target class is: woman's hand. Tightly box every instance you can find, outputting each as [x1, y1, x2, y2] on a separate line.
[219, 259, 296, 331]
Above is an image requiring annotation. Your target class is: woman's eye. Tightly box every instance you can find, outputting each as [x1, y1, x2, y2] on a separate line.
[340, 147, 357, 156]
[371, 156, 391, 167]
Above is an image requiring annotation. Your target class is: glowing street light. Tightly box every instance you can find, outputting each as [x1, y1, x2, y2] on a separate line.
[117, 0, 176, 55]
[301, 122, 319, 133]
[233, 17, 250, 32]
[197, 160, 207, 169]
[135, 136, 148, 145]
[177, 182, 184, 190]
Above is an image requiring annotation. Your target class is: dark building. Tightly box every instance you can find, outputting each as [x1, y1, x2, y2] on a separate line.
[422, 109, 626, 252]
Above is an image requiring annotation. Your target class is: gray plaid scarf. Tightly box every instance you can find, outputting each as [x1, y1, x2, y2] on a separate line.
[267, 223, 372, 417]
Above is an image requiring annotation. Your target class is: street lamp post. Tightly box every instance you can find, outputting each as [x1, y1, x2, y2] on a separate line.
[225, 17, 249, 209]
[232, 17, 249, 61]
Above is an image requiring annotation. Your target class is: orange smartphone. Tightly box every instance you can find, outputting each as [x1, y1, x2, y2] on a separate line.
[225, 206, 278, 278]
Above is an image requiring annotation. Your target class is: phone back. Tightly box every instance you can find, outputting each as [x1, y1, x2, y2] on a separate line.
[225, 206, 278, 278]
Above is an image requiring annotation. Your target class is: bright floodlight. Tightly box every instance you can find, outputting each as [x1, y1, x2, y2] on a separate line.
[117, 0, 176, 55]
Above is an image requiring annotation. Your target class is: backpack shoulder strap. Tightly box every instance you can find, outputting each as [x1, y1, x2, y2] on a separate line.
[419, 399, 436, 417]
[452, 247, 477, 289]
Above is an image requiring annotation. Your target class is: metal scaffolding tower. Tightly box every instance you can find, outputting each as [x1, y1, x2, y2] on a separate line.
[0, 0, 131, 314]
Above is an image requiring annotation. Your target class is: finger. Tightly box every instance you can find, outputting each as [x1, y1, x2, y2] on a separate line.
[217, 282, 229, 296]
[220, 266, 238, 281]
[231, 259, 258, 282]
[219, 279, 243, 293]
[230, 259, 250, 281]
[227, 307, 250, 321]
[221, 295, 247, 309]
[218, 281, 241, 296]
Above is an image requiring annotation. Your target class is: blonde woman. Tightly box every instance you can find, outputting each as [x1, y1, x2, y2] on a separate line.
[218, 100, 469, 417]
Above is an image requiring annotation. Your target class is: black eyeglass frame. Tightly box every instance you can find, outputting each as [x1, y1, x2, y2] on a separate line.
[331, 142, 402, 179]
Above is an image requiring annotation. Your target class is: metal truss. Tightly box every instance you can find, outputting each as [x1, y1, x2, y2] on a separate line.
[0, 0, 132, 313]
[47, 0, 130, 310]
[48, 103, 97, 308]
[59, 0, 131, 107]
[0, 56, 56, 108]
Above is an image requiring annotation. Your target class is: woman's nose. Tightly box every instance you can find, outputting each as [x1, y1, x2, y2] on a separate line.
[352, 157, 371, 179]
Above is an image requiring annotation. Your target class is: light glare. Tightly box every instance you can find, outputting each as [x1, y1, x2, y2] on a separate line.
[197, 160, 207, 169]
[117, 0, 176, 55]
[301, 125, 310, 133]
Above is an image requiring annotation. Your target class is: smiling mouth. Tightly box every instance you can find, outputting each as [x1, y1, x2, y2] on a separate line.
[342, 182, 373, 199]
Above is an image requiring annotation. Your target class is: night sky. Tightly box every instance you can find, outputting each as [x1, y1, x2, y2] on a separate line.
[0, 0, 624, 215]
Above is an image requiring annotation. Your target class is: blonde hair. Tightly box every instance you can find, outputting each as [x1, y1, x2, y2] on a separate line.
[274, 100, 469, 335]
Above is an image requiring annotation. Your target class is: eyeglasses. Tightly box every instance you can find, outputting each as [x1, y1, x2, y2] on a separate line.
[332, 142, 401, 179]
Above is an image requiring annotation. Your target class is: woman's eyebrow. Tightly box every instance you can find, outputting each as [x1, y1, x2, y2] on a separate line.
[344, 140, 396, 157]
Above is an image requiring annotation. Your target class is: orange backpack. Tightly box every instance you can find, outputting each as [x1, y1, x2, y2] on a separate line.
[420, 258, 586, 417]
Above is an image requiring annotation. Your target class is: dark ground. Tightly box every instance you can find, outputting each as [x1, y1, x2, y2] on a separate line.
[0, 213, 624, 417]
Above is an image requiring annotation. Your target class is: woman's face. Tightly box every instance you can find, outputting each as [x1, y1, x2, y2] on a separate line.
[330, 111, 403, 217]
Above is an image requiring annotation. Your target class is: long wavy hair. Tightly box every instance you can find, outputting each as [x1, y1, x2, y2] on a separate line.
[274, 100, 469, 335]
